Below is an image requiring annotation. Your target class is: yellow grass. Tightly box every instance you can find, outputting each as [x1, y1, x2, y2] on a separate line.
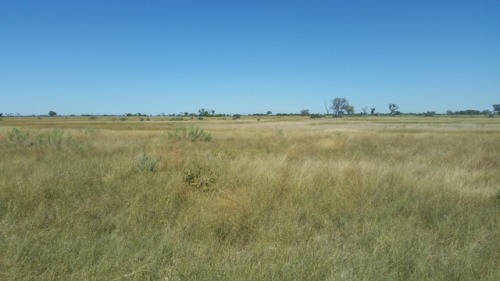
[0, 116, 499, 280]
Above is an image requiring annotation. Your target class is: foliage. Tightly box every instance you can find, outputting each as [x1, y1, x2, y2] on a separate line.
[310, 113, 324, 118]
[8, 128, 31, 146]
[344, 105, 355, 115]
[330, 97, 350, 117]
[168, 126, 212, 142]
[388, 103, 399, 115]
[182, 165, 217, 191]
[232, 114, 241, 120]
[136, 152, 158, 172]
[198, 108, 215, 117]
[169, 117, 185, 121]
[446, 109, 491, 115]
[46, 128, 65, 149]
[48, 110, 57, 117]
[7, 128, 79, 150]
[493, 104, 500, 115]
[361, 106, 369, 115]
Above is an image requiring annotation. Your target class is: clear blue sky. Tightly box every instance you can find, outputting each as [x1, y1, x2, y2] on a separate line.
[1, 0, 499, 115]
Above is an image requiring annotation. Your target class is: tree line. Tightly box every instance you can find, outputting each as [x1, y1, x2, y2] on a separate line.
[317, 98, 500, 118]
[1, 103, 499, 119]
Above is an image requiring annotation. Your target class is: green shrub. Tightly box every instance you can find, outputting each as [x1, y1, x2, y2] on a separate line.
[168, 126, 212, 142]
[169, 117, 184, 121]
[8, 128, 31, 146]
[310, 114, 324, 118]
[136, 152, 158, 172]
[7, 128, 80, 150]
[46, 128, 65, 149]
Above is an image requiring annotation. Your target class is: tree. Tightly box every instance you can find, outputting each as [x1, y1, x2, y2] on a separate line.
[371, 108, 376, 115]
[48, 111, 57, 117]
[493, 104, 500, 115]
[361, 106, 368, 115]
[300, 109, 310, 116]
[330, 98, 350, 117]
[388, 104, 399, 115]
[324, 102, 331, 115]
[198, 108, 210, 117]
[266, 111, 272, 116]
[345, 105, 355, 115]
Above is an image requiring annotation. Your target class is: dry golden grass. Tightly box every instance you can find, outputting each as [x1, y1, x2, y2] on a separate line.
[0, 116, 499, 280]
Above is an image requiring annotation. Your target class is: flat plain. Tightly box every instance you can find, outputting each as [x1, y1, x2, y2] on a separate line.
[1, 116, 499, 280]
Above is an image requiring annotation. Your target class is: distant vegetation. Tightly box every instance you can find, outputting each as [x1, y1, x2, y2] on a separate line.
[0, 102, 497, 118]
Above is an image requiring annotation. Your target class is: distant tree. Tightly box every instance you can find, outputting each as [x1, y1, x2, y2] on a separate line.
[493, 104, 500, 115]
[361, 106, 368, 115]
[371, 108, 376, 115]
[48, 111, 57, 117]
[267, 111, 272, 116]
[0, 113, 3, 117]
[330, 98, 350, 117]
[300, 109, 310, 116]
[455, 109, 481, 115]
[198, 108, 210, 117]
[324, 102, 331, 115]
[446, 110, 454, 115]
[388, 104, 399, 115]
[345, 105, 355, 115]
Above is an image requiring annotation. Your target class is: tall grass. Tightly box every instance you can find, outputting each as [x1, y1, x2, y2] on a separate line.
[0, 117, 499, 280]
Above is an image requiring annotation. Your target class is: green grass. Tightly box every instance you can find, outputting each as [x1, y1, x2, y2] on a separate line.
[1, 116, 499, 280]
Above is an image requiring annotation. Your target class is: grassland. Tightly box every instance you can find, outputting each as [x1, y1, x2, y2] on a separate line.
[1, 116, 499, 280]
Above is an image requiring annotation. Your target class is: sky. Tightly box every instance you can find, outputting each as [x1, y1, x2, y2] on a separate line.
[1, 0, 499, 116]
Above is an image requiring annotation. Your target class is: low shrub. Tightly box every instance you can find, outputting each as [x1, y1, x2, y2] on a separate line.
[168, 126, 212, 142]
[182, 165, 217, 191]
[136, 152, 158, 172]
[7, 128, 80, 150]
[8, 128, 31, 146]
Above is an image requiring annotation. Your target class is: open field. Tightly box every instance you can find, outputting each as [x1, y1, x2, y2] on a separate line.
[1, 116, 499, 280]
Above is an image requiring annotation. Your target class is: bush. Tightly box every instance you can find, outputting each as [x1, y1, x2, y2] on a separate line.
[310, 114, 324, 119]
[46, 128, 65, 149]
[168, 126, 212, 142]
[136, 152, 158, 172]
[7, 128, 79, 150]
[182, 165, 217, 191]
[8, 128, 31, 146]
[169, 117, 184, 121]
